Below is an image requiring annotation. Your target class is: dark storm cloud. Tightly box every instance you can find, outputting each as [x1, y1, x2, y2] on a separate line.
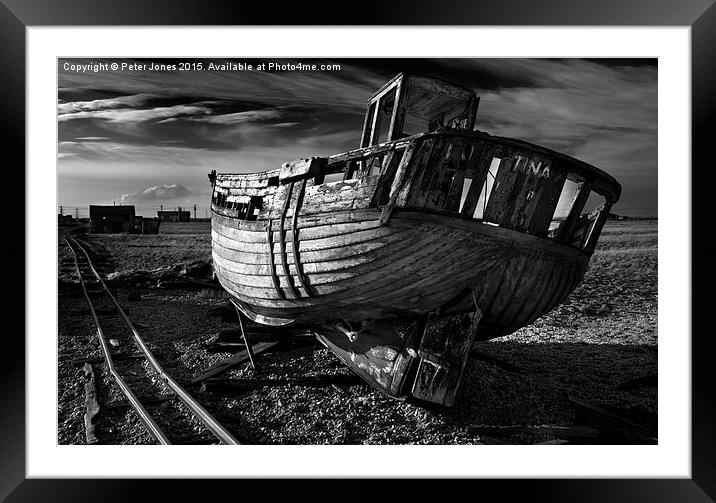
[58, 87, 135, 103]
[332, 58, 655, 91]
[578, 58, 657, 68]
[58, 100, 358, 155]
[469, 59, 657, 190]
[333, 58, 540, 90]
[58, 58, 657, 213]
[57, 59, 378, 155]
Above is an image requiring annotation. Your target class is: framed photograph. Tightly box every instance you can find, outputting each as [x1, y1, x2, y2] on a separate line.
[5, 0, 714, 500]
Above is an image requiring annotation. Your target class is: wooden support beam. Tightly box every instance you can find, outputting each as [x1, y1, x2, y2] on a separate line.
[278, 181, 299, 299]
[189, 342, 279, 384]
[216, 326, 288, 342]
[379, 142, 418, 225]
[206, 340, 297, 354]
[464, 95, 479, 131]
[411, 309, 483, 406]
[290, 178, 312, 297]
[236, 308, 257, 371]
[266, 218, 284, 299]
[386, 78, 405, 141]
[443, 145, 469, 213]
[367, 96, 382, 147]
[370, 150, 400, 208]
[342, 160, 358, 181]
[327, 137, 416, 165]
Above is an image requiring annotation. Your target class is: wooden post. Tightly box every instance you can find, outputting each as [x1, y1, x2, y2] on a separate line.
[411, 308, 483, 406]
[343, 160, 358, 181]
[368, 96, 381, 147]
[278, 182, 299, 299]
[360, 101, 376, 149]
[379, 142, 417, 225]
[464, 95, 479, 131]
[236, 307, 257, 371]
[386, 78, 404, 141]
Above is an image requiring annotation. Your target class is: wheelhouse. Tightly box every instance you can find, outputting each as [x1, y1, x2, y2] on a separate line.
[360, 73, 479, 147]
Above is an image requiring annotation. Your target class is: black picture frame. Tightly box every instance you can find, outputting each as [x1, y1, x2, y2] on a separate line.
[3, 1, 713, 501]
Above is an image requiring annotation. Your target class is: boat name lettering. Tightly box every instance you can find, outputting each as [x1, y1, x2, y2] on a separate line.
[511, 156, 551, 179]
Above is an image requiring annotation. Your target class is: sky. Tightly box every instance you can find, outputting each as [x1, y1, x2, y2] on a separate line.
[58, 58, 657, 217]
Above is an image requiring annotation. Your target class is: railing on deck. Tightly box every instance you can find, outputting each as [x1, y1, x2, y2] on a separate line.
[212, 130, 619, 253]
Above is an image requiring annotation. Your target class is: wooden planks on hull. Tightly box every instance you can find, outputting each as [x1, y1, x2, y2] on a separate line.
[211, 207, 382, 234]
[502, 250, 568, 331]
[212, 229, 416, 270]
[213, 233, 409, 274]
[259, 176, 380, 220]
[214, 229, 468, 304]
[219, 244, 493, 324]
[212, 206, 590, 331]
[211, 223, 408, 256]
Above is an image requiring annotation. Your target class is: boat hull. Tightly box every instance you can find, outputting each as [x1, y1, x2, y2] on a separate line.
[211, 206, 589, 340]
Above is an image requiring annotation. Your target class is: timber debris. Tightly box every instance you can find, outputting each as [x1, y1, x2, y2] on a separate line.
[82, 363, 100, 445]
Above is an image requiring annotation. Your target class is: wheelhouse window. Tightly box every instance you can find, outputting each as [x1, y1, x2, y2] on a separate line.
[373, 88, 397, 145]
[402, 92, 475, 137]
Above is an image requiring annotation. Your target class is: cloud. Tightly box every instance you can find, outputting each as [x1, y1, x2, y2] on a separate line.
[58, 94, 154, 115]
[177, 108, 286, 125]
[58, 104, 211, 123]
[120, 183, 191, 203]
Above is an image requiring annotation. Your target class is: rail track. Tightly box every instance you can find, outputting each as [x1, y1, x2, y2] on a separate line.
[65, 236, 239, 445]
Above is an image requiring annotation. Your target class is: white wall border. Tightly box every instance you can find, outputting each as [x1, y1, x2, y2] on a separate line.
[28, 26, 689, 478]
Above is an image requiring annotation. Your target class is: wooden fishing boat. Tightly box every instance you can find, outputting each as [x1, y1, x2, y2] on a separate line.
[209, 73, 621, 405]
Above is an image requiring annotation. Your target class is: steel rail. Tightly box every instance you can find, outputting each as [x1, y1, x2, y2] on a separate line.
[67, 237, 240, 445]
[66, 238, 170, 444]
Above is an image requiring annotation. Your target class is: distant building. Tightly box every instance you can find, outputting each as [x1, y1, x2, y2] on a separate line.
[58, 214, 75, 226]
[89, 205, 135, 233]
[140, 216, 160, 234]
[157, 209, 190, 222]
